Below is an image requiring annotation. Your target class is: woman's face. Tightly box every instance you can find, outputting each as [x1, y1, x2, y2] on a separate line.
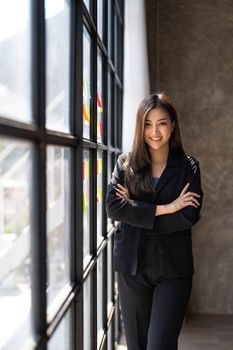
[143, 108, 175, 152]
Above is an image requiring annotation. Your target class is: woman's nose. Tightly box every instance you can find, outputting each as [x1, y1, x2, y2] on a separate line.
[152, 125, 160, 135]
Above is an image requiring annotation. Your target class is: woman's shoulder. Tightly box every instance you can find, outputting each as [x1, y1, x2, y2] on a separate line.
[117, 152, 130, 167]
[118, 152, 130, 161]
[185, 155, 200, 174]
[112, 153, 130, 177]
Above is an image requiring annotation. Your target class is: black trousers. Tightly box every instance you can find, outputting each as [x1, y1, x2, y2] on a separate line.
[117, 235, 193, 350]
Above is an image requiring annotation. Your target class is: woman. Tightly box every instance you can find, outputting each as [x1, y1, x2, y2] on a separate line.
[105, 93, 204, 350]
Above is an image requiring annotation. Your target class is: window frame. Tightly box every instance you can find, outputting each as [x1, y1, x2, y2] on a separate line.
[0, 0, 124, 349]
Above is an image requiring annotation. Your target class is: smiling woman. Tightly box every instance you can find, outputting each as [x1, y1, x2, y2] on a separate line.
[144, 109, 174, 152]
[119, 93, 186, 196]
[106, 92, 204, 350]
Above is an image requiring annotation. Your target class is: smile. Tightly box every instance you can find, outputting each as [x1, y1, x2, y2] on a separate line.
[150, 137, 162, 141]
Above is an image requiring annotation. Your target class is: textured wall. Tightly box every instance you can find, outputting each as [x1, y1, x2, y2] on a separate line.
[145, 0, 233, 314]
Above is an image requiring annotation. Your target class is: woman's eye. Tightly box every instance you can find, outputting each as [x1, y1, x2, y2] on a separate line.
[159, 122, 167, 126]
[144, 123, 151, 127]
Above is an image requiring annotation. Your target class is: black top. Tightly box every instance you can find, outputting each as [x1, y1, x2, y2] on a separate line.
[105, 149, 204, 277]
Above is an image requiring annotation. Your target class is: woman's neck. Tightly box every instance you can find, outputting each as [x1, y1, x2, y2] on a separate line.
[149, 145, 169, 166]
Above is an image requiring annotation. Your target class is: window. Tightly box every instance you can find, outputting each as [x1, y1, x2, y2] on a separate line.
[0, 1, 31, 122]
[0, 138, 33, 349]
[83, 273, 92, 350]
[0, 1, 124, 349]
[97, 150, 103, 246]
[45, 0, 71, 132]
[46, 146, 71, 318]
[83, 25, 92, 140]
[83, 149, 91, 266]
[97, 51, 104, 143]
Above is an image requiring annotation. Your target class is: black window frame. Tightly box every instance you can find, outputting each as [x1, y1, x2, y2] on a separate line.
[0, 0, 124, 349]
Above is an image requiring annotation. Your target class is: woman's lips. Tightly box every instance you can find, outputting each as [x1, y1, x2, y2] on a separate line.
[150, 137, 162, 141]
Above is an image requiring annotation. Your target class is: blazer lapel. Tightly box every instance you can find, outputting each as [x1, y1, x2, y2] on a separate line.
[153, 150, 186, 198]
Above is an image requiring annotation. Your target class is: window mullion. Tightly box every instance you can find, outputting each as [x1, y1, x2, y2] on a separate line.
[31, 0, 47, 345]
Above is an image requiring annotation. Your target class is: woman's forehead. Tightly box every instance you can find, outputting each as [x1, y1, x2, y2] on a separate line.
[146, 108, 169, 120]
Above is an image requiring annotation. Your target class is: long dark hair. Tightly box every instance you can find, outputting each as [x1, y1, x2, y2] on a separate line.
[123, 92, 186, 195]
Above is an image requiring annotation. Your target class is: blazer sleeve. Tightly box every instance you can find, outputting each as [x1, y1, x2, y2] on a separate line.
[105, 154, 156, 229]
[153, 158, 204, 234]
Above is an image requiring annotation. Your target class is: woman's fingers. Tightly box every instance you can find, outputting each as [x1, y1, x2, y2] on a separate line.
[186, 202, 198, 208]
[115, 190, 125, 197]
[115, 188, 127, 196]
[180, 183, 189, 196]
[116, 192, 125, 199]
[114, 183, 129, 199]
[184, 196, 200, 206]
[117, 183, 125, 189]
[182, 193, 200, 207]
[117, 183, 129, 193]
[115, 184, 129, 197]
[182, 191, 201, 207]
[183, 191, 201, 198]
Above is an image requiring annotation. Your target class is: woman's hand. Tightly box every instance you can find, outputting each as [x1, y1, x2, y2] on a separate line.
[155, 183, 201, 216]
[167, 183, 201, 214]
[114, 183, 130, 200]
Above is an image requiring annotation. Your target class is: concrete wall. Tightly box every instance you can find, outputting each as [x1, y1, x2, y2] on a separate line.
[146, 0, 233, 314]
[122, 0, 150, 153]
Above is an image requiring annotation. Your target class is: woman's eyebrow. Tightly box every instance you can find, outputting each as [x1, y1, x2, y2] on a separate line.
[145, 117, 168, 122]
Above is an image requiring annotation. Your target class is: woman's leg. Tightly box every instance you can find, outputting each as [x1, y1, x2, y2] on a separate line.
[147, 277, 193, 350]
[117, 272, 154, 350]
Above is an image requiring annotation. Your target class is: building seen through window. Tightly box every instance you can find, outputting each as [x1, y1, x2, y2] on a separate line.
[0, 0, 124, 349]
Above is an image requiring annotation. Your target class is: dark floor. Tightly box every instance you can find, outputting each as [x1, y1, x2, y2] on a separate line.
[117, 314, 233, 350]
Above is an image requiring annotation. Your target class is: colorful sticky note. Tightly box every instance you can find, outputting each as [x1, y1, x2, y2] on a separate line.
[83, 79, 88, 98]
[85, 159, 89, 178]
[83, 104, 90, 123]
[97, 93, 103, 112]
[97, 158, 102, 175]
[97, 188, 102, 203]
[82, 159, 89, 180]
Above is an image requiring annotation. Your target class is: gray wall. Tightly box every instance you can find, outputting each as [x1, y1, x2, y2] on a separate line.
[146, 0, 233, 314]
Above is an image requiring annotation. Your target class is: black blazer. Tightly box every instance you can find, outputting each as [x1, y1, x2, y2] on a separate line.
[105, 149, 204, 277]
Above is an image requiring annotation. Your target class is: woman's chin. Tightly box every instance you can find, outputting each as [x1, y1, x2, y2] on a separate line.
[148, 142, 165, 151]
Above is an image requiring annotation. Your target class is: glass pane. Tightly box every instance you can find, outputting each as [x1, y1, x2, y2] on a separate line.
[47, 146, 71, 313]
[83, 26, 92, 139]
[0, 1, 31, 122]
[0, 138, 32, 349]
[114, 271, 118, 295]
[107, 70, 112, 145]
[114, 12, 117, 68]
[117, 86, 121, 148]
[97, 51, 103, 143]
[116, 16, 120, 73]
[83, 150, 91, 266]
[107, 237, 113, 316]
[107, 153, 112, 227]
[83, 0, 90, 12]
[113, 83, 117, 146]
[84, 273, 92, 350]
[96, 151, 103, 246]
[48, 309, 72, 350]
[107, 0, 112, 57]
[45, 0, 70, 132]
[115, 298, 120, 346]
[107, 320, 113, 350]
[97, 0, 103, 41]
[107, 153, 112, 184]
[97, 253, 103, 348]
